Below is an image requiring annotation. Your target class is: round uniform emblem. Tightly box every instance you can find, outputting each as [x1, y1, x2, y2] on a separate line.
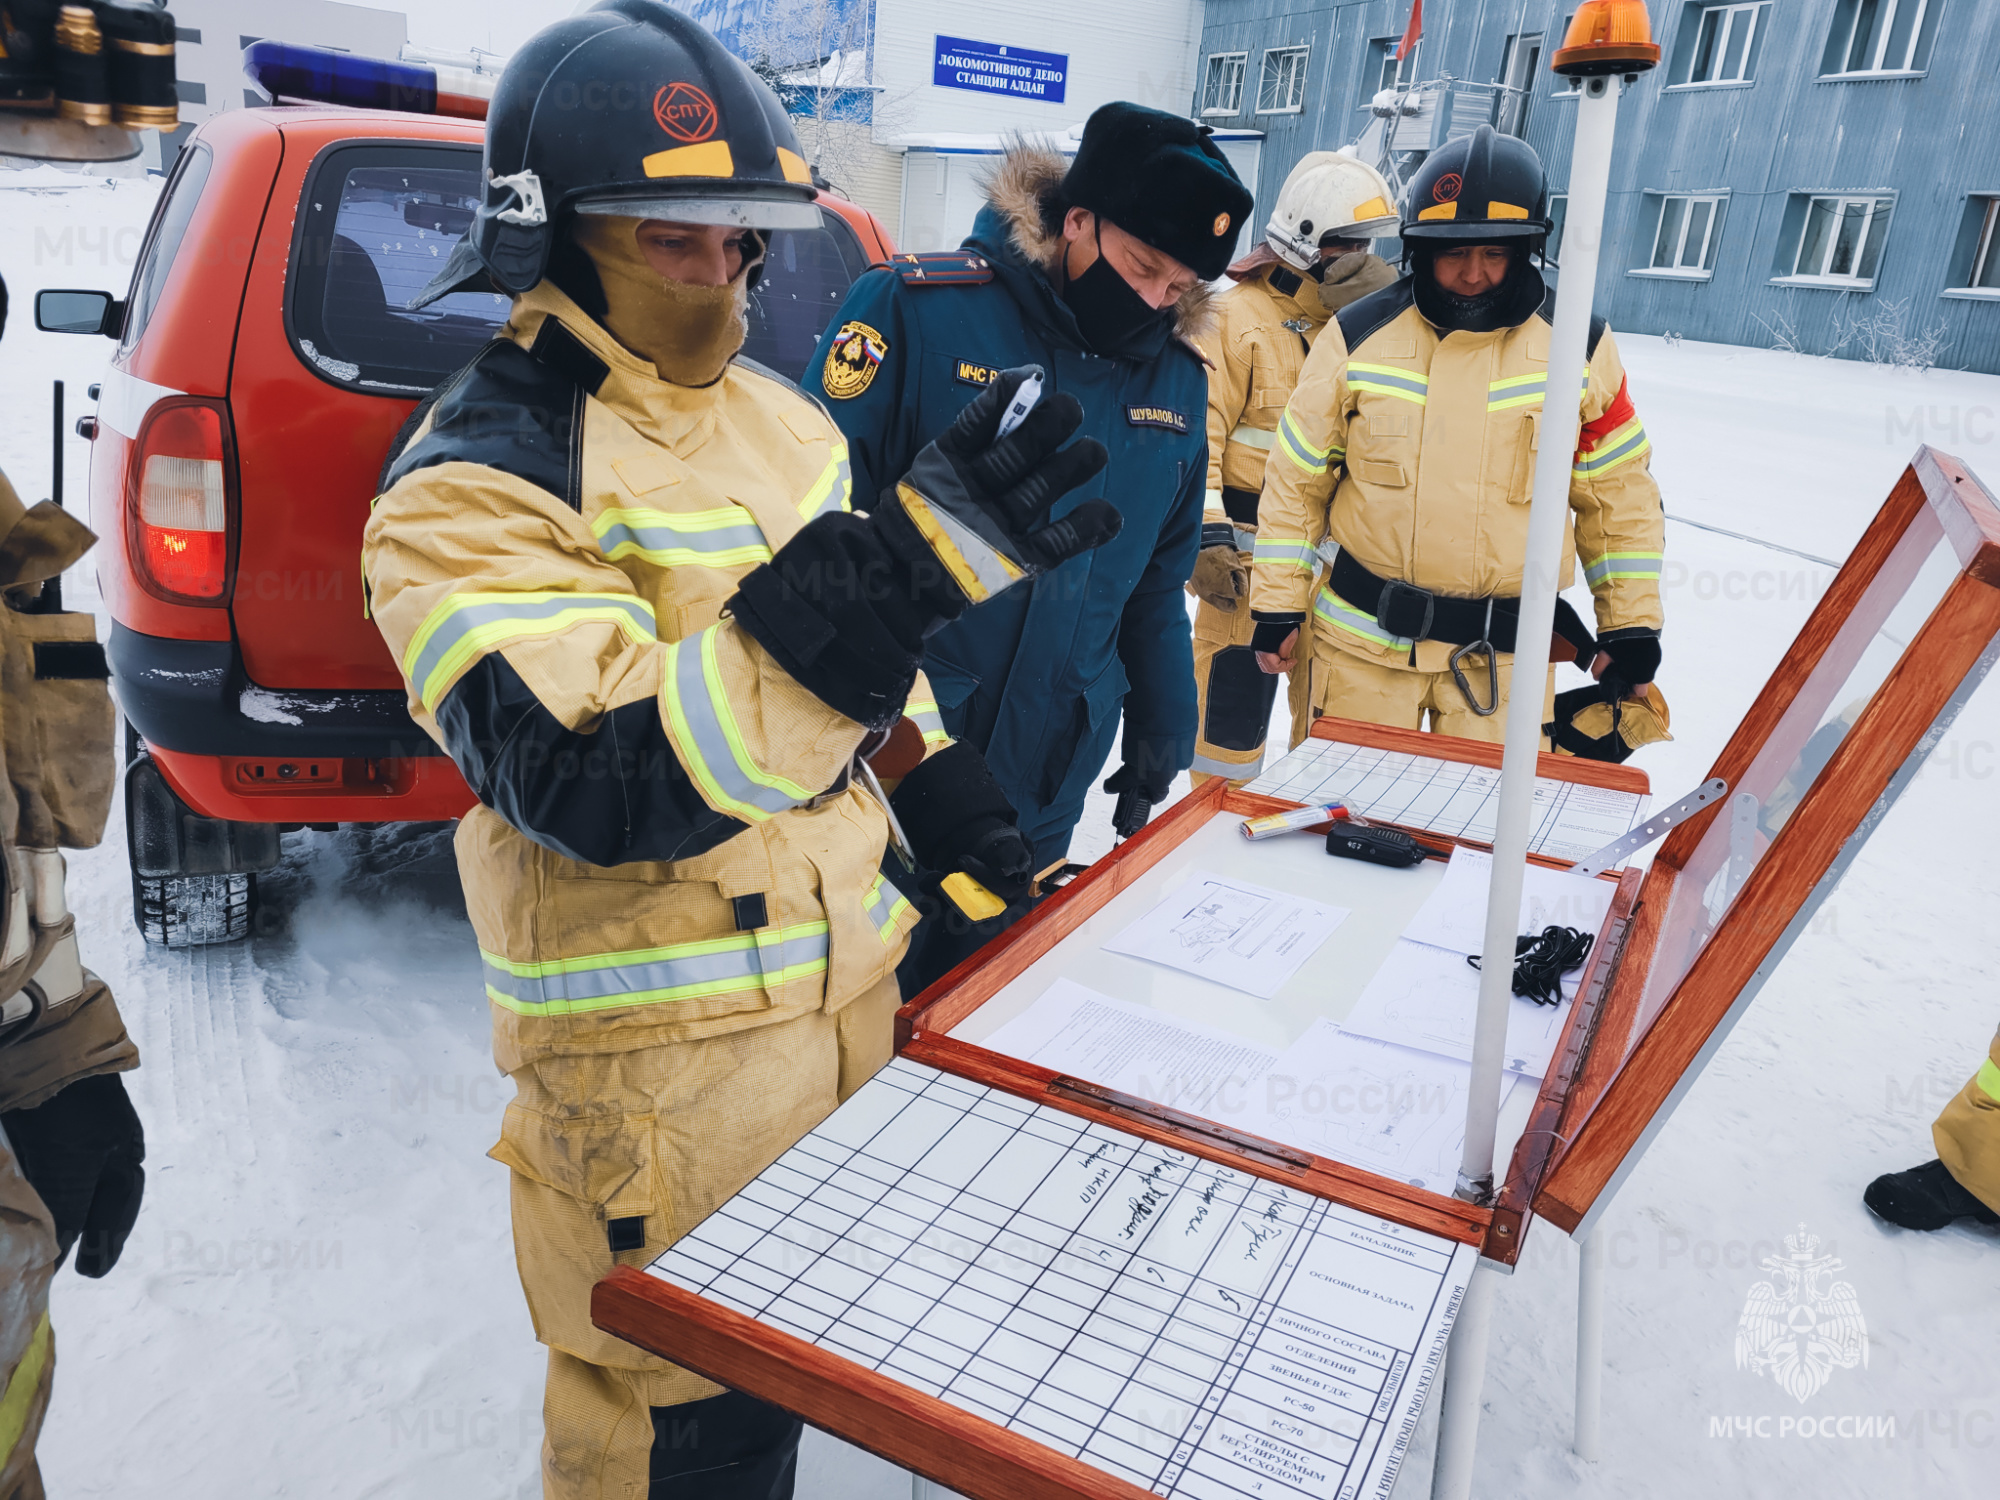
[653, 82, 719, 143]
[822, 320, 889, 400]
[1213, 211, 1231, 237]
[1433, 172, 1463, 204]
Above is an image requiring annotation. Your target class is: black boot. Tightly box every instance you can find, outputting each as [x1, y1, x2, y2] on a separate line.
[650, 1388, 801, 1499]
[1863, 1159, 2000, 1231]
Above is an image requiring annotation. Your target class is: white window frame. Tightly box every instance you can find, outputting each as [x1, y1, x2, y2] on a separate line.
[1634, 193, 1727, 279]
[1496, 31, 1542, 136]
[1200, 51, 1247, 117]
[1965, 197, 2000, 292]
[1553, 14, 1582, 94]
[1777, 195, 1894, 287]
[1372, 35, 1420, 96]
[1258, 44, 1311, 115]
[1546, 194, 1569, 266]
[1683, 3, 1765, 84]
[1822, 0, 1938, 78]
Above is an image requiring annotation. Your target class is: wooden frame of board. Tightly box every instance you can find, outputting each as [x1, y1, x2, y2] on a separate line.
[593, 445, 1996, 1497]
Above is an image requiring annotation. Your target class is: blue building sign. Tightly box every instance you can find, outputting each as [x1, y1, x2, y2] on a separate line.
[932, 35, 1068, 103]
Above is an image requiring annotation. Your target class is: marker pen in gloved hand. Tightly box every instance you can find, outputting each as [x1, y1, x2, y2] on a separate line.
[995, 369, 1043, 438]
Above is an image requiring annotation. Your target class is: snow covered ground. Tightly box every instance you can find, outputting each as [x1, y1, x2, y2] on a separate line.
[4, 177, 1999, 1497]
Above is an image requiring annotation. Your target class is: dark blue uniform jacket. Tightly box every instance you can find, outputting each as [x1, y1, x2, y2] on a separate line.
[807, 203, 1206, 864]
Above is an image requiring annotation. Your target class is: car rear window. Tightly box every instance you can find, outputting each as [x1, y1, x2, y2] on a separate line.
[287, 143, 511, 395]
[744, 211, 871, 382]
[122, 142, 213, 351]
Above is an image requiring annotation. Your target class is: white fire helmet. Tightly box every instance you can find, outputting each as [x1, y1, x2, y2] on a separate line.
[1264, 151, 1400, 270]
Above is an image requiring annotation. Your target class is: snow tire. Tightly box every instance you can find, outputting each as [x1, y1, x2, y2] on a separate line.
[134, 872, 256, 948]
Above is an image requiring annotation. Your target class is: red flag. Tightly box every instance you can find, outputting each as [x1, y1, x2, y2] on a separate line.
[1395, 0, 1424, 62]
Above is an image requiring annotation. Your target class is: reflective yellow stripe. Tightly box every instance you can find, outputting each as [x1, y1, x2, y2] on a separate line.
[663, 627, 817, 822]
[862, 873, 914, 944]
[1228, 423, 1277, 452]
[1314, 585, 1413, 651]
[593, 505, 774, 569]
[1582, 551, 1664, 588]
[481, 924, 831, 1015]
[1487, 372, 1591, 412]
[796, 440, 853, 521]
[1253, 537, 1316, 572]
[1347, 362, 1429, 407]
[893, 482, 1023, 603]
[404, 592, 658, 714]
[1574, 418, 1651, 477]
[1275, 411, 1338, 476]
[0, 1312, 50, 1468]
[905, 698, 948, 747]
[1974, 1058, 2000, 1103]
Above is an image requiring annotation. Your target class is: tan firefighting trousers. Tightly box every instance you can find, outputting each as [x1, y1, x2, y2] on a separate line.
[0, 1132, 55, 1500]
[1934, 1028, 2000, 1214]
[1290, 644, 1556, 749]
[1190, 592, 1310, 786]
[499, 975, 900, 1500]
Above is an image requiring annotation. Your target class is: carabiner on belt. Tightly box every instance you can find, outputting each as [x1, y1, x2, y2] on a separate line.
[1450, 597, 1501, 717]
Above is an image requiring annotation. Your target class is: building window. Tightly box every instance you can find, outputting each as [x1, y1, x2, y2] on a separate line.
[1201, 52, 1247, 116]
[1945, 195, 2000, 293]
[1258, 45, 1311, 113]
[1675, 3, 1770, 84]
[1819, 0, 1944, 77]
[1645, 193, 1727, 276]
[1782, 195, 1893, 285]
[1497, 32, 1542, 136]
[1546, 195, 1569, 266]
[1554, 15, 1581, 94]
[175, 79, 207, 105]
[1367, 36, 1419, 99]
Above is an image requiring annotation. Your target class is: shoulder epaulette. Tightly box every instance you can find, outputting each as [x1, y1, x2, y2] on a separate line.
[1336, 277, 1416, 352]
[890, 251, 994, 286]
[1536, 283, 1608, 357]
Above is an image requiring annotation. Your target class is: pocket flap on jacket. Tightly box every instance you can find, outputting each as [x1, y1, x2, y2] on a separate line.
[1082, 655, 1131, 728]
[920, 655, 981, 712]
[490, 1102, 657, 1218]
[1356, 458, 1409, 487]
[611, 453, 682, 498]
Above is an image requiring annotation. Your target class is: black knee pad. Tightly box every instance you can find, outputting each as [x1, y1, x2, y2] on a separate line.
[651, 1389, 802, 1499]
[1204, 646, 1280, 752]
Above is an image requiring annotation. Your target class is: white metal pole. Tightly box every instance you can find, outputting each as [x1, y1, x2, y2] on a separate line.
[1428, 1263, 1500, 1500]
[1574, 1229, 1605, 1460]
[1458, 72, 1623, 1200]
[1431, 70, 1625, 1500]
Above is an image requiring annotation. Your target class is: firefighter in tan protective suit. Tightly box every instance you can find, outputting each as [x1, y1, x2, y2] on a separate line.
[1862, 1035, 2000, 1231]
[1249, 128, 1668, 746]
[362, 8, 1114, 1497]
[0, 299, 147, 1498]
[1188, 153, 1398, 783]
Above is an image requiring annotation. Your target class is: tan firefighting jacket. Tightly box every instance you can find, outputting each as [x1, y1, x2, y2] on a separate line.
[362, 284, 938, 1074]
[1201, 256, 1396, 522]
[1249, 290, 1665, 675]
[0, 466, 135, 1494]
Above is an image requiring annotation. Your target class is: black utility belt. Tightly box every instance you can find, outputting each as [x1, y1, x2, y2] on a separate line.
[1325, 547, 1521, 654]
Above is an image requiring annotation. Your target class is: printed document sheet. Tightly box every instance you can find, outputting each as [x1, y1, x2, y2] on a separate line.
[1247, 739, 1644, 861]
[1100, 870, 1350, 999]
[980, 979, 1279, 1121]
[1336, 940, 1579, 1080]
[1398, 847, 1613, 958]
[651, 1058, 1475, 1500]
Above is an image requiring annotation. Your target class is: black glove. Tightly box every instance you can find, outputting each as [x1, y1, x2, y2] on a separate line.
[873, 366, 1116, 612]
[729, 368, 1113, 732]
[1596, 629, 1661, 701]
[1104, 763, 1173, 840]
[2, 1071, 146, 1278]
[1250, 614, 1303, 656]
[890, 741, 1034, 900]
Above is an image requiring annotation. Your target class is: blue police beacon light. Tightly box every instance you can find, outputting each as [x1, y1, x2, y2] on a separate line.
[242, 40, 493, 120]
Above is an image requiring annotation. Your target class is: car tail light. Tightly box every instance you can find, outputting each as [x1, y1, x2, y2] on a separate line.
[129, 398, 236, 604]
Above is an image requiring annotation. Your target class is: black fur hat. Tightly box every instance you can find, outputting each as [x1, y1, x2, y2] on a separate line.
[1062, 102, 1254, 282]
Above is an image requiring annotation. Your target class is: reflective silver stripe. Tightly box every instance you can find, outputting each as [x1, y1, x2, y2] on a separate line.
[1347, 364, 1431, 403]
[1232, 526, 1258, 552]
[1315, 586, 1413, 651]
[797, 443, 853, 520]
[905, 701, 947, 744]
[595, 507, 772, 565]
[481, 926, 831, 1012]
[862, 874, 913, 943]
[1229, 424, 1277, 451]
[927, 498, 1020, 600]
[664, 629, 814, 821]
[1254, 537, 1315, 571]
[1583, 553, 1664, 587]
[1191, 749, 1263, 779]
[1574, 421, 1650, 476]
[406, 593, 656, 713]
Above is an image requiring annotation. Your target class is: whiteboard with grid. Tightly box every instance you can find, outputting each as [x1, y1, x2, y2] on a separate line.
[649, 1057, 1474, 1499]
[1246, 738, 1646, 861]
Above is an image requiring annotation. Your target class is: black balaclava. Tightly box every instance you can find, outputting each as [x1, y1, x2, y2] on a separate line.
[1411, 243, 1546, 334]
[1059, 218, 1174, 359]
